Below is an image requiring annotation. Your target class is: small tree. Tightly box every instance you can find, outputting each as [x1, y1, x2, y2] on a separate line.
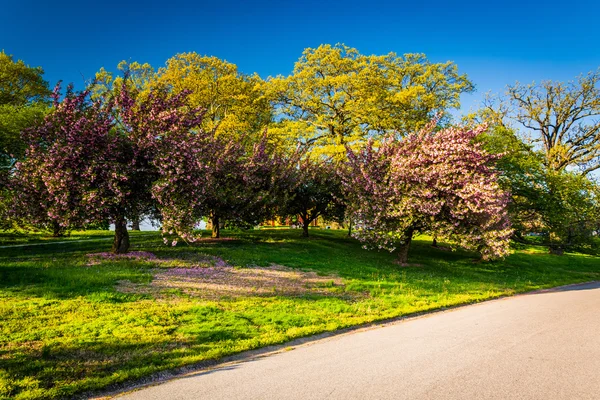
[343, 122, 512, 263]
[537, 171, 600, 254]
[153, 131, 296, 240]
[281, 158, 344, 237]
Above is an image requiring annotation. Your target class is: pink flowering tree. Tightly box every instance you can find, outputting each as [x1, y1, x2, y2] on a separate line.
[11, 81, 206, 253]
[343, 122, 513, 263]
[11, 84, 152, 252]
[114, 81, 206, 244]
[153, 129, 298, 240]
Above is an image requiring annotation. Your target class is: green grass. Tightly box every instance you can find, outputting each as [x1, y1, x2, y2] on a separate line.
[1, 229, 599, 399]
[0, 230, 152, 246]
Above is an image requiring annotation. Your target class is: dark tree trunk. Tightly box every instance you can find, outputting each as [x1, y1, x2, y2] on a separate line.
[212, 215, 220, 239]
[347, 219, 353, 237]
[432, 235, 438, 248]
[112, 215, 130, 254]
[52, 221, 64, 237]
[397, 229, 414, 264]
[549, 245, 564, 255]
[302, 215, 310, 237]
[130, 216, 140, 231]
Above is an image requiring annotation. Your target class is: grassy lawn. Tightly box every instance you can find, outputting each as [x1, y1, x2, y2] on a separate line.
[1, 229, 599, 399]
[0, 230, 149, 246]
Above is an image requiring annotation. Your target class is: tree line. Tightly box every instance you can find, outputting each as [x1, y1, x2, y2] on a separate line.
[1, 44, 599, 261]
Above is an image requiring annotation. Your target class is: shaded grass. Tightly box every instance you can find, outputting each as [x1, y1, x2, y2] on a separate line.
[0, 230, 150, 246]
[0, 229, 599, 399]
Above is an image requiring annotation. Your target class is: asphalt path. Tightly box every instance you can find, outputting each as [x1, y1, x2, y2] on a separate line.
[117, 282, 600, 400]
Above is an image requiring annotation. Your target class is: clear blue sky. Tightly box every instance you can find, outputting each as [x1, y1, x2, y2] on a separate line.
[2, 0, 599, 114]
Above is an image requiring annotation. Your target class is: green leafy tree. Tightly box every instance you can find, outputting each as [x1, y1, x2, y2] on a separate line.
[0, 51, 51, 170]
[541, 171, 600, 254]
[478, 123, 600, 254]
[154, 53, 272, 142]
[484, 70, 600, 175]
[280, 158, 345, 237]
[477, 125, 547, 238]
[268, 44, 473, 158]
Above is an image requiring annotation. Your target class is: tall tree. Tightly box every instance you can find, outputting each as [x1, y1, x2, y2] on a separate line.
[269, 44, 473, 158]
[343, 122, 512, 263]
[0, 51, 51, 170]
[154, 53, 272, 141]
[484, 70, 600, 175]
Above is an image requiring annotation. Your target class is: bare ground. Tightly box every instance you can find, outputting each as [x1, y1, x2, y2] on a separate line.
[87, 252, 353, 300]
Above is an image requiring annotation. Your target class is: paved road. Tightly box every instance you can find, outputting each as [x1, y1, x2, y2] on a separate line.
[117, 282, 600, 400]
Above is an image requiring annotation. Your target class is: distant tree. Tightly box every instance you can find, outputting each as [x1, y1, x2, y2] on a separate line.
[153, 130, 297, 240]
[268, 44, 473, 158]
[477, 123, 600, 254]
[484, 70, 600, 175]
[280, 158, 345, 237]
[92, 60, 156, 99]
[476, 125, 547, 238]
[343, 122, 512, 264]
[540, 171, 600, 254]
[0, 51, 51, 171]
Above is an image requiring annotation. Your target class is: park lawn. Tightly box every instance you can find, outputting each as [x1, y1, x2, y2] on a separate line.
[0, 230, 149, 246]
[1, 229, 599, 399]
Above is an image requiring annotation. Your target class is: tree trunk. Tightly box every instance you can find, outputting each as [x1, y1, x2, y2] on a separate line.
[432, 235, 438, 248]
[212, 215, 220, 239]
[347, 219, 353, 237]
[397, 229, 414, 264]
[112, 215, 130, 254]
[52, 221, 64, 237]
[130, 216, 140, 231]
[302, 216, 310, 237]
[549, 245, 564, 255]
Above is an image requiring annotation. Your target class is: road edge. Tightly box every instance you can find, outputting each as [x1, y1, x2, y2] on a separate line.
[88, 280, 600, 400]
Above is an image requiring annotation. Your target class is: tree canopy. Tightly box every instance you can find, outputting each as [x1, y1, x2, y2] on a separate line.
[0, 51, 51, 169]
[344, 122, 512, 263]
[154, 53, 272, 142]
[269, 44, 473, 158]
[484, 70, 600, 175]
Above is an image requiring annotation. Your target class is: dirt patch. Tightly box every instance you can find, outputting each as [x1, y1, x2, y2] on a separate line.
[111, 253, 357, 300]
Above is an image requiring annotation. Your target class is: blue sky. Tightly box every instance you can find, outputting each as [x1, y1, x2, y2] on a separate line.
[2, 0, 599, 114]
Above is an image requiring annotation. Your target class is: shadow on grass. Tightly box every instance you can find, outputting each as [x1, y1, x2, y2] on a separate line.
[2, 230, 599, 302]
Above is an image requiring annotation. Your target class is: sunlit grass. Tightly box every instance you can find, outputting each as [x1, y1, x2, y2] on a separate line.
[0, 229, 598, 399]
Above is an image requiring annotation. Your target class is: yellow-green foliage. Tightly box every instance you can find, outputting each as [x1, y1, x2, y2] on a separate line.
[155, 53, 271, 142]
[267, 44, 474, 159]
